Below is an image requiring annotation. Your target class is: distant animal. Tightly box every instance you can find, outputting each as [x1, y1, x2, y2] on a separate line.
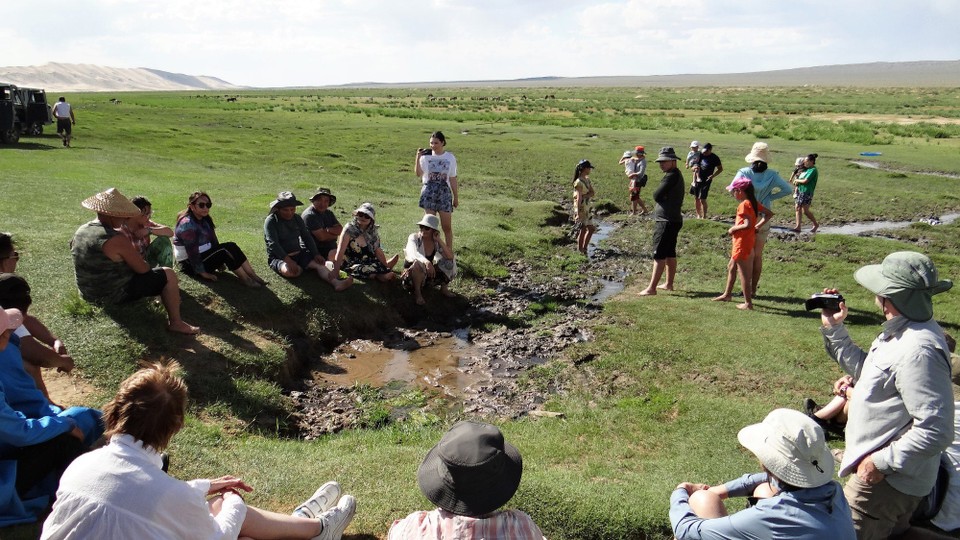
[226, 97, 238, 102]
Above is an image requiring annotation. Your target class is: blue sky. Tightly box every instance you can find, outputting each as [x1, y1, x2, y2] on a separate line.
[8, 0, 958, 87]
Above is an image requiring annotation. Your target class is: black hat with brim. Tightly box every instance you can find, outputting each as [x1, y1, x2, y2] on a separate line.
[417, 421, 523, 517]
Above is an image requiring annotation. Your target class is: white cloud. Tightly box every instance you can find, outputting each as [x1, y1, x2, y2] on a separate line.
[5, 0, 959, 86]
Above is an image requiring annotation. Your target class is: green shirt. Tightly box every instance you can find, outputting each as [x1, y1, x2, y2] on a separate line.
[71, 220, 135, 303]
[796, 166, 818, 196]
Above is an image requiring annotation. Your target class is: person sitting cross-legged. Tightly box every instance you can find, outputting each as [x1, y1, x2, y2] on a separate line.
[388, 420, 546, 540]
[671, 408, 856, 540]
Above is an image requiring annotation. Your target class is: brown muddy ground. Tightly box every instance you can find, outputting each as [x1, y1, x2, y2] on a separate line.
[290, 244, 629, 438]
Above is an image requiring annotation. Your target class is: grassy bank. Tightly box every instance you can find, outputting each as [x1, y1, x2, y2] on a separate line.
[1, 87, 958, 539]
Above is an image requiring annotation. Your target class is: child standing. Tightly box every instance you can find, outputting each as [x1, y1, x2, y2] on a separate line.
[572, 160, 597, 255]
[620, 146, 649, 215]
[713, 177, 772, 310]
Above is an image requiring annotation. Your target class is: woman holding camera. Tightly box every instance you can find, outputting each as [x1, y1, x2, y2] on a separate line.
[415, 131, 459, 250]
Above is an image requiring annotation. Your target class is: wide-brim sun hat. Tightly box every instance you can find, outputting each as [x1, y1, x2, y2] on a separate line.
[417, 214, 441, 231]
[745, 142, 771, 164]
[309, 188, 336, 205]
[622, 150, 634, 159]
[655, 147, 680, 162]
[690, 140, 699, 148]
[0, 307, 23, 331]
[354, 202, 376, 220]
[737, 408, 834, 489]
[269, 191, 305, 212]
[81, 188, 141, 218]
[417, 420, 523, 517]
[854, 251, 952, 321]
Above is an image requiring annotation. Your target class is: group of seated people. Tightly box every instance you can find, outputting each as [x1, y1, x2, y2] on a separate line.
[67, 187, 458, 337]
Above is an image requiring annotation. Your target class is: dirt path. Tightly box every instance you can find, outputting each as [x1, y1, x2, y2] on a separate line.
[43, 369, 100, 408]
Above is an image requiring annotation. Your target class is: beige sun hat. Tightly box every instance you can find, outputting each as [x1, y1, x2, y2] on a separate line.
[737, 408, 834, 488]
[745, 142, 771, 164]
[81, 188, 142, 218]
[417, 214, 441, 231]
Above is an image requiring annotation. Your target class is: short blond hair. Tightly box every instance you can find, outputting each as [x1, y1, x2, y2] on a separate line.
[104, 360, 188, 451]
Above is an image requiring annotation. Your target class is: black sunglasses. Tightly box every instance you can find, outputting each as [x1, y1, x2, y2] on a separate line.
[194, 201, 212, 209]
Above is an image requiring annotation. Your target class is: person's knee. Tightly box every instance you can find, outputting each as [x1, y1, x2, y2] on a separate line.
[688, 489, 726, 518]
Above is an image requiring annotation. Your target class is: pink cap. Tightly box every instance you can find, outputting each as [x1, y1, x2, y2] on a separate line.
[0, 308, 23, 331]
[726, 176, 752, 192]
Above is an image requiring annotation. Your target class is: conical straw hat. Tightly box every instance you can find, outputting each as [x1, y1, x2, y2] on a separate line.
[81, 188, 141, 218]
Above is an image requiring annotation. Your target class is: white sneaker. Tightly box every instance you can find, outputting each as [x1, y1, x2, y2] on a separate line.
[293, 481, 341, 519]
[315, 494, 356, 540]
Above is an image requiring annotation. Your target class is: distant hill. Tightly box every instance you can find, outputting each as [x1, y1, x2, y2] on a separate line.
[1, 60, 957, 92]
[334, 60, 960, 88]
[0, 62, 241, 92]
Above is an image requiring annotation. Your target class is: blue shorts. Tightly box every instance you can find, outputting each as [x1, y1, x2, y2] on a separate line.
[419, 182, 454, 213]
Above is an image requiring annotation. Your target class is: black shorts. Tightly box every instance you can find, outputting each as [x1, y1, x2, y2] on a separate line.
[269, 251, 314, 275]
[56, 118, 72, 135]
[121, 268, 168, 302]
[691, 180, 713, 200]
[652, 221, 683, 260]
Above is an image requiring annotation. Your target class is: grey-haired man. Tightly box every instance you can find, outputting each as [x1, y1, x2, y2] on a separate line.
[819, 251, 954, 540]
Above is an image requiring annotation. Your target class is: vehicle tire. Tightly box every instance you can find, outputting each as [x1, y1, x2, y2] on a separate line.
[1, 128, 19, 144]
[28, 122, 42, 136]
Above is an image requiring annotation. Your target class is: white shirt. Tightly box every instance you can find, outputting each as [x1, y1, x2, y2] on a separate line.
[419, 152, 457, 186]
[52, 101, 72, 120]
[41, 434, 247, 540]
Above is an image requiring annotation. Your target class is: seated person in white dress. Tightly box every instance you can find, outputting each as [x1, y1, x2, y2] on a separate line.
[41, 361, 357, 540]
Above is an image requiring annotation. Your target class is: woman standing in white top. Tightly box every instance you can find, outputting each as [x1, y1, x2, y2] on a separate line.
[415, 131, 459, 250]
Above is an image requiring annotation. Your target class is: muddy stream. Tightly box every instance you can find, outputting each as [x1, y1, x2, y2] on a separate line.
[291, 210, 956, 437]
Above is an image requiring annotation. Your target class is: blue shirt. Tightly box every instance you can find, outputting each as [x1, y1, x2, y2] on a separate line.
[670, 473, 856, 540]
[735, 167, 792, 210]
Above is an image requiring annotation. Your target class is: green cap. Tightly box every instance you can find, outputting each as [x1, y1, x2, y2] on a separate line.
[854, 251, 952, 321]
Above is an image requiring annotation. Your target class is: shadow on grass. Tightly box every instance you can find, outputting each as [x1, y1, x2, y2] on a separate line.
[0, 141, 59, 151]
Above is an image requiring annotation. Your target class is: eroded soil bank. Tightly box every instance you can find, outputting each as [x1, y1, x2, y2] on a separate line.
[290, 241, 630, 438]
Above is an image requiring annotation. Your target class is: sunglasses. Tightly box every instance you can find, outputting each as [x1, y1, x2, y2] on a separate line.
[419, 225, 434, 231]
[0, 251, 18, 261]
[356, 213, 371, 220]
[194, 201, 212, 209]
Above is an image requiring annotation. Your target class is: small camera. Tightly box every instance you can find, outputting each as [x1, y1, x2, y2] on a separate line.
[419, 148, 431, 156]
[804, 293, 844, 311]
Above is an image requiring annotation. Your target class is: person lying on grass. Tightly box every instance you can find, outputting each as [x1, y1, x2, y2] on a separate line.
[0, 307, 93, 527]
[41, 360, 357, 540]
[671, 408, 855, 540]
[264, 191, 353, 292]
[401, 214, 455, 306]
[70, 188, 199, 335]
[388, 420, 546, 540]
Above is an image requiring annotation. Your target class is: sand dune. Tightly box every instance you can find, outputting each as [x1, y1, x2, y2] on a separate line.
[1, 60, 957, 92]
[0, 62, 240, 92]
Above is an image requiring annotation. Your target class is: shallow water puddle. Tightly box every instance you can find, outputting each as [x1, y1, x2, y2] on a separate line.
[588, 222, 626, 302]
[315, 331, 489, 397]
[817, 212, 960, 235]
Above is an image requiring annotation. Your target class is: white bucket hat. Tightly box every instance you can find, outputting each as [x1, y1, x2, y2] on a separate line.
[417, 214, 441, 231]
[737, 408, 834, 488]
[745, 142, 771, 164]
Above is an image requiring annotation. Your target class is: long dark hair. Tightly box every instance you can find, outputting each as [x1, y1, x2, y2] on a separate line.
[430, 131, 446, 146]
[573, 160, 592, 182]
[751, 161, 768, 173]
[742, 182, 761, 219]
[176, 191, 215, 228]
[806, 153, 818, 164]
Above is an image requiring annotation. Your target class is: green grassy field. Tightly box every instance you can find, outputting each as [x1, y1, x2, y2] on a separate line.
[1, 87, 959, 539]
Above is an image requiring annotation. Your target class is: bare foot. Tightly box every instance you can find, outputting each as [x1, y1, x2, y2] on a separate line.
[415, 295, 426, 306]
[712, 295, 731, 302]
[737, 303, 753, 310]
[810, 225, 819, 233]
[253, 275, 269, 286]
[333, 277, 354, 292]
[638, 288, 656, 296]
[657, 284, 673, 291]
[385, 254, 400, 269]
[168, 321, 200, 335]
[790, 228, 801, 233]
[242, 278, 262, 288]
[440, 285, 455, 298]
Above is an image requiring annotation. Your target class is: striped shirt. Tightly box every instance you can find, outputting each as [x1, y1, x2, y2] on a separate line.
[388, 508, 546, 540]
